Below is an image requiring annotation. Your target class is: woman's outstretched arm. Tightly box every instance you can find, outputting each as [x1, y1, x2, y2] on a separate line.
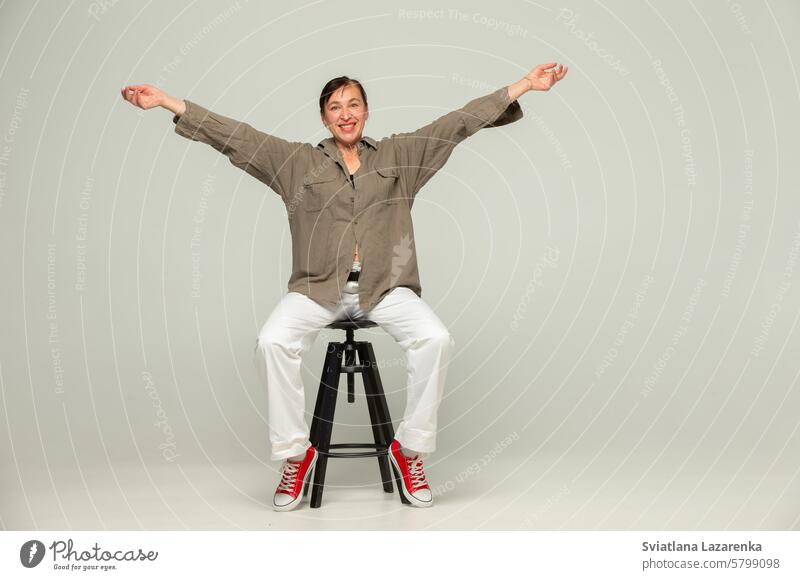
[388, 62, 568, 200]
[120, 84, 306, 202]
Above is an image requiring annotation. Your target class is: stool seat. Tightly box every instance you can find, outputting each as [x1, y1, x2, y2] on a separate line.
[326, 319, 378, 330]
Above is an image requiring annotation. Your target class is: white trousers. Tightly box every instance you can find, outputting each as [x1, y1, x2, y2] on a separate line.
[253, 284, 455, 461]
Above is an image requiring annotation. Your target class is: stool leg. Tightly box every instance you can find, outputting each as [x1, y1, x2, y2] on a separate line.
[357, 343, 410, 503]
[305, 344, 333, 499]
[309, 343, 335, 447]
[360, 342, 396, 442]
[305, 379, 323, 500]
[357, 343, 393, 493]
[365, 342, 410, 505]
[310, 343, 343, 508]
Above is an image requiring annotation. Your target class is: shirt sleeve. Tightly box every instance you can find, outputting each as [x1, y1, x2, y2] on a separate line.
[388, 86, 524, 197]
[172, 100, 306, 201]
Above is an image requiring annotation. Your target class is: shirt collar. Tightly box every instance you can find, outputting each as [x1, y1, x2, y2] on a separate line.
[317, 135, 377, 156]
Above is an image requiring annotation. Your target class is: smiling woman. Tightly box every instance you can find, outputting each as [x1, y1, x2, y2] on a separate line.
[119, 61, 568, 512]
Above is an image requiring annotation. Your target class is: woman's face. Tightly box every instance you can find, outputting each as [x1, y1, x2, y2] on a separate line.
[321, 83, 368, 148]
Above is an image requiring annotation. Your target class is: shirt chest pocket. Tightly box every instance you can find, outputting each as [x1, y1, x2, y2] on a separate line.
[301, 172, 340, 212]
[375, 166, 401, 204]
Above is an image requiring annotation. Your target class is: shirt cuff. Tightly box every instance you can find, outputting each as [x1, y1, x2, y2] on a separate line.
[486, 86, 523, 127]
[172, 99, 215, 139]
[172, 99, 202, 128]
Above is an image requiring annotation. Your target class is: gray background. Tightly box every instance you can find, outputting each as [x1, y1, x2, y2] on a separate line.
[1, 0, 799, 530]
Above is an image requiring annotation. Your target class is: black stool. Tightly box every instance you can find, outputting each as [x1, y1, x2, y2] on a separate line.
[305, 319, 411, 508]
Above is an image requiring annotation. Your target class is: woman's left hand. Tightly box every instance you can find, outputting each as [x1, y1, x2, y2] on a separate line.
[524, 63, 568, 91]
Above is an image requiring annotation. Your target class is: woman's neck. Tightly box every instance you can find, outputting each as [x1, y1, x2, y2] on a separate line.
[336, 140, 361, 159]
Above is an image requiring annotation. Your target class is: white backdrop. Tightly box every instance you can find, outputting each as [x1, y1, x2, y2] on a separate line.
[1, 0, 799, 530]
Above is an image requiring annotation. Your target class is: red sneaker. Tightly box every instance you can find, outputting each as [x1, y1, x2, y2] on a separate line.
[387, 440, 433, 507]
[272, 446, 318, 512]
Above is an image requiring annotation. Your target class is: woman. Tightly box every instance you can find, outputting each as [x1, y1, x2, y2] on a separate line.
[121, 62, 568, 511]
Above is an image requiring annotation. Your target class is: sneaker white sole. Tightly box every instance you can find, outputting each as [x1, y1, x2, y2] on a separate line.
[387, 449, 433, 508]
[273, 451, 318, 512]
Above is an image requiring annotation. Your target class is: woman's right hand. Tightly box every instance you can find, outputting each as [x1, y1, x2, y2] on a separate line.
[120, 83, 167, 111]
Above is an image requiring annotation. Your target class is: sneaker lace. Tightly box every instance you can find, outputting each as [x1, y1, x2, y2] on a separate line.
[407, 455, 428, 489]
[276, 460, 301, 493]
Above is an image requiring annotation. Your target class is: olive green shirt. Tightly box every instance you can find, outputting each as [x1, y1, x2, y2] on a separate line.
[172, 86, 523, 312]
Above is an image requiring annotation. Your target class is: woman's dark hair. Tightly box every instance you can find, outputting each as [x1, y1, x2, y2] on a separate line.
[319, 76, 368, 115]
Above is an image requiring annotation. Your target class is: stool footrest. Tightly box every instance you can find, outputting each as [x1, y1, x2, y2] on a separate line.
[321, 442, 389, 459]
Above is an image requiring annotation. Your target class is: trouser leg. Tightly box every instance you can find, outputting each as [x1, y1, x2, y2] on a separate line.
[252, 292, 335, 461]
[366, 287, 455, 454]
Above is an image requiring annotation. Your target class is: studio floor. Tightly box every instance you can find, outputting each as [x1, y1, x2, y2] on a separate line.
[3, 451, 796, 531]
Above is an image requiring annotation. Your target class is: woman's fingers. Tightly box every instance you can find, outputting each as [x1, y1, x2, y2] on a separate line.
[122, 85, 148, 108]
[133, 88, 147, 108]
[122, 86, 136, 104]
[127, 87, 140, 107]
[121, 84, 144, 106]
